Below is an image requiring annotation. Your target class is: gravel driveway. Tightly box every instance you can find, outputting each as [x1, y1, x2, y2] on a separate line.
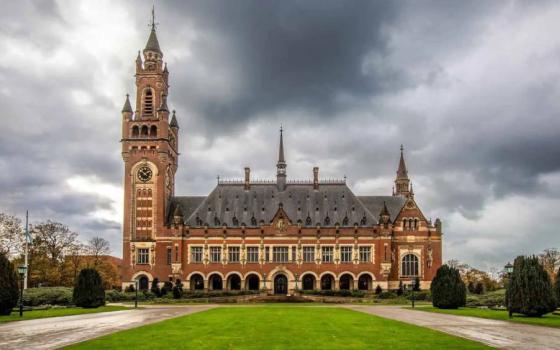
[0, 305, 216, 350]
[344, 305, 560, 349]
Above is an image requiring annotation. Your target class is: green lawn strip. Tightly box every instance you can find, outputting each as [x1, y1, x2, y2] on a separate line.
[63, 306, 491, 350]
[0, 306, 130, 323]
[411, 306, 560, 328]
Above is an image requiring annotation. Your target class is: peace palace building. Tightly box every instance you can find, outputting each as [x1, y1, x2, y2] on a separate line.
[120, 23, 443, 294]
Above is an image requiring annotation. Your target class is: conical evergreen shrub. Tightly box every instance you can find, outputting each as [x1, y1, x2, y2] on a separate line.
[505, 255, 556, 317]
[431, 264, 466, 309]
[0, 253, 19, 315]
[73, 268, 105, 308]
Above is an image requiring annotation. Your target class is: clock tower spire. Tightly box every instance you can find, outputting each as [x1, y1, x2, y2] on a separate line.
[121, 9, 180, 270]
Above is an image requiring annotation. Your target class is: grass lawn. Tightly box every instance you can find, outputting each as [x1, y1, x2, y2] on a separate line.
[412, 306, 560, 328]
[0, 305, 129, 323]
[63, 306, 491, 350]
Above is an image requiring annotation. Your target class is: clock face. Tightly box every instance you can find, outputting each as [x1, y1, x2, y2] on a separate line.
[137, 166, 153, 182]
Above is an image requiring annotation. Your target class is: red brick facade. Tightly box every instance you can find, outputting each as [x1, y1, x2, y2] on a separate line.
[120, 25, 443, 293]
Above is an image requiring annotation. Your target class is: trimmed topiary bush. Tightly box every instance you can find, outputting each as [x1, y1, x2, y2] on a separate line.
[73, 268, 105, 308]
[506, 255, 556, 317]
[431, 265, 466, 309]
[396, 281, 404, 296]
[172, 279, 183, 299]
[151, 278, 161, 297]
[413, 277, 421, 291]
[375, 285, 382, 294]
[0, 253, 19, 315]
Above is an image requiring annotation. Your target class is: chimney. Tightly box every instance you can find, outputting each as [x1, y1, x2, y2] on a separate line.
[244, 167, 250, 190]
[313, 167, 319, 190]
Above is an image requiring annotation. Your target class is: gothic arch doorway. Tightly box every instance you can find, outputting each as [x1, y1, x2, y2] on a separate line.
[274, 274, 288, 295]
[138, 275, 149, 291]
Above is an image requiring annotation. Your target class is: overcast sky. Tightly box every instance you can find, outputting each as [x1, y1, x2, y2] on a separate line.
[1, 0, 559, 272]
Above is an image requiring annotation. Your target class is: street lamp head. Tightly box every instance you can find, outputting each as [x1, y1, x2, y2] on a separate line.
[17, 265, 27, 276]
[504, 262, 513, 274]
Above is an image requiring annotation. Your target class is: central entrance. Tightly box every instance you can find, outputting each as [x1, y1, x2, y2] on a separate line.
[274, 274, 288, 295]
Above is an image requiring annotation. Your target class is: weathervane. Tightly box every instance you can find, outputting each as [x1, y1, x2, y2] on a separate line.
[150, 2, 159, 31]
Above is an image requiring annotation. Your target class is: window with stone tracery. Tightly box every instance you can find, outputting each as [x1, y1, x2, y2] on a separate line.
[401, 254, 419, 277]
[135, 187, 153, 240]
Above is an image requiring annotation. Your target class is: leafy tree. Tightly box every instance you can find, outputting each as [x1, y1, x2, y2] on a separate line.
[506, 255, 556, 317]
[375, 285, 382, 295]
[431, 265, 466, 309]
[28, 221, 79, 286]
[0, 253, 19, 315]
[151, 278, 161, 297]
[73, 268, 105, 308]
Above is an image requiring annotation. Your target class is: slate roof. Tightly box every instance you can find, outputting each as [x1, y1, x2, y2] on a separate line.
[167, 183, 406, 228]
[144, 29, 162, 54]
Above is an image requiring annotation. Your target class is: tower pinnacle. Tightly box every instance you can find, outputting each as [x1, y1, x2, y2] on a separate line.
[394, 145, 411, 197]
[276, 126, 287, 191]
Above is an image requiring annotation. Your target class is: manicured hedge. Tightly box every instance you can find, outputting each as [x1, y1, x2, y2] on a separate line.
[22, 287, 73, 306]
[301, 290, 365, 297]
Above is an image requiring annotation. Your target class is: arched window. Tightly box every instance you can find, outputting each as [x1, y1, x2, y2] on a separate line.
[141, 125, 149, 136]
[414, 218, 418, 231]
[143, 88, 154, 117]
[150, 125, 157, 137]
[401, 254, 419, 277]
[132, 126, 139, 137]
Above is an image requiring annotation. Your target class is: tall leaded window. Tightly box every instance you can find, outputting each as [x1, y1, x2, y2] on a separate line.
[228, 247, 240, 263]
[273, 247, 289, 263]
[321, 246, 333, 263]
[191, 247, 202, 263]
[292, 246, 297, 262]
[359, 246, 371, 263]
[303, 246, 315, 262]
[166, 247, 172, 265]
[340, 246, 352, 263]
[401, 254, 419, 277]
[210, 247, 221, 263]
[247, 247, 259, 263]
[137, 248, 149, 264]
[265, 247, 270, 262]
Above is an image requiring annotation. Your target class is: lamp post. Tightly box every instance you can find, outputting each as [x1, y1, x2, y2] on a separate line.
[17, 265, 27, 317]
[134, 279, 139, 309]
[411, 281, 416, 309]
[504, 262, 513, 318]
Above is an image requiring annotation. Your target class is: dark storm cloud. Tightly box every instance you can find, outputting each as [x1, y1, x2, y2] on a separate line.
[1, 0, 559, 270]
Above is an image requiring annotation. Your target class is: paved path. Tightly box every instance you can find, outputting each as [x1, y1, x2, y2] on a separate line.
[0, 305, 216, 350]
[344, 305, 560, 349]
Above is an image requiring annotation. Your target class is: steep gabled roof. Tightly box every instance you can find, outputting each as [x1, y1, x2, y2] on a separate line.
[166, 183, 406, 228]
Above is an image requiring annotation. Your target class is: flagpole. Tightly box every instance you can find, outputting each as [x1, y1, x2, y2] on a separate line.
[24, 210, 29, 290]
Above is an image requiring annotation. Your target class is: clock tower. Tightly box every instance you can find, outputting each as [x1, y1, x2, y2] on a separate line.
[121, 17, 179, 273]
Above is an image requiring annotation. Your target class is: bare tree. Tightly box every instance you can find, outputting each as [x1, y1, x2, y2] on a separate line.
[539, 248, 560, 278]
[87, 236, 111, 266]
[0, 213, 23, 258]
